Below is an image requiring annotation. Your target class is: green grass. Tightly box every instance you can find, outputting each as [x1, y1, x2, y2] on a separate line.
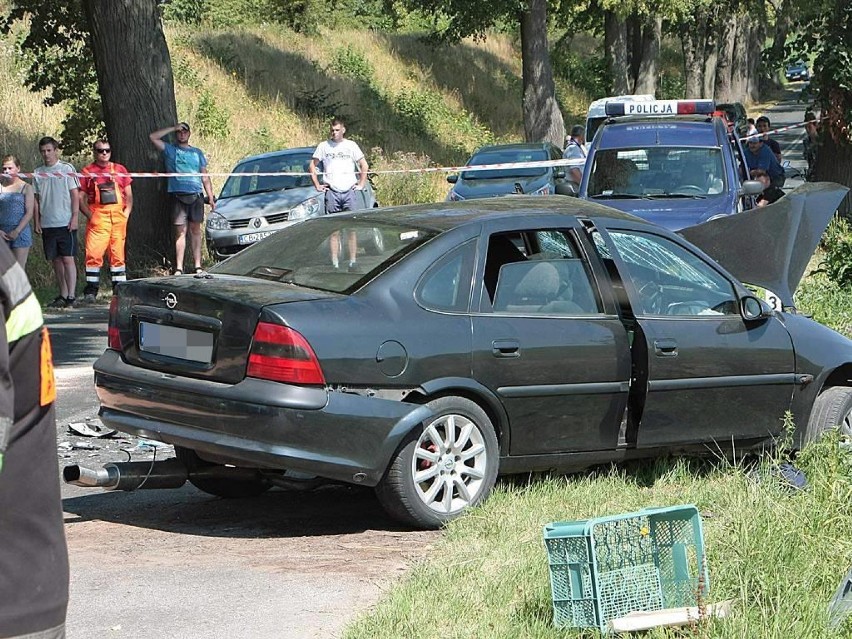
[339, 257, 852, 639]
[344, 438, 852, 638]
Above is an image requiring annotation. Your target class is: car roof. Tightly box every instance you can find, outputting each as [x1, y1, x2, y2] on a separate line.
[595, 117, 724, 148]
[471, 142, 557, 155]
[234, 147, 315, 166]
[339, 195, 645, 232]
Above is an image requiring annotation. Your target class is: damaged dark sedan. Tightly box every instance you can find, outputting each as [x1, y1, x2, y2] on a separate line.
[77, 187, 852, 528]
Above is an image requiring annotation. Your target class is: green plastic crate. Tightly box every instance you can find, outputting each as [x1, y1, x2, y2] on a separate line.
[543, 504, 707, 633]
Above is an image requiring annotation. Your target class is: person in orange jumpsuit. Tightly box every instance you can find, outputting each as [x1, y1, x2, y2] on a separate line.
[79, 139, 133, 303]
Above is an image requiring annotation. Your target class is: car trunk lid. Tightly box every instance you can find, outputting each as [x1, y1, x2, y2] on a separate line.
[113, 274, 338, 384]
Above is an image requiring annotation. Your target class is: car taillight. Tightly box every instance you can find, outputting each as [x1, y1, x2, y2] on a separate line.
[107, 295, 121, 349]
[247, 322, 325, 385]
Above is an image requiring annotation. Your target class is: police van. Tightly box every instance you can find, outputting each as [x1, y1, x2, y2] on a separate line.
[578, 99, 764, 231]
[584, 94, 655, 148]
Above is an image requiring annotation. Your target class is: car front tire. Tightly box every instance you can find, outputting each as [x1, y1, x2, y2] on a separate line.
[376, 396, 499, 529]
[804, 386, 852, 444]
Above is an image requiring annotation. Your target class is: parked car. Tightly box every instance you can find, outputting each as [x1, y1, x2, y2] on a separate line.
[76, 187, 852, 529]
[446, 143, 575, 200]
[205, 147, 378, 260]
[785, 61, 810, 82]
[579, 99, 763, 230]
[715, 101, 749, 137]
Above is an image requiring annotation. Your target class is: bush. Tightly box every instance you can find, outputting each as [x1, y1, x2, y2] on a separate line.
[330, 45, 374, 84]
[819, 215, 852, 287]
[551, 50, 611, 100]
[369, 148, 446, 206]
[195, 90, 230, 138]
[294, 86, 346, 120]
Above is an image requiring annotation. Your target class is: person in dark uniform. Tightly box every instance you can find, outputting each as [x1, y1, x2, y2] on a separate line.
[0, 240, 69, 638]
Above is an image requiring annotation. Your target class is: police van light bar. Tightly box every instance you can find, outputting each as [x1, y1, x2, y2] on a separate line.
[604, 99, 716, 117]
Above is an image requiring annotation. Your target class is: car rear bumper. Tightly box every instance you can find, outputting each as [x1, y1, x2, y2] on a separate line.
[94, 349, 433, 486]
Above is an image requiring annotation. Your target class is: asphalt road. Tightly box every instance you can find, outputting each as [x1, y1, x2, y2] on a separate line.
[756, 85, 812, 185]
[45, 305, 435, 639]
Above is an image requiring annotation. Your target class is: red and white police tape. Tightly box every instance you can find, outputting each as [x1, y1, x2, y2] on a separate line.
[737, 115, 826, 142]
[14, 114, 821, 180]
[17, 157, 587, 180]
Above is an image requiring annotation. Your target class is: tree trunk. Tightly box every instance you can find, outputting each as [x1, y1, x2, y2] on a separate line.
[82, 0, 178, 275]
[746, 10, 765, 102]
[605, 10, 629, 94]
[702, 9, 719, 98]
[819, 92, 852, 217]
[681, 16, 705, 98]
[714, 17, 737, 102]
[519, 0, 565, 146]
[633, 15, 661, 95]
[729, 17, 749, 100]
[770, 0, 792, 85]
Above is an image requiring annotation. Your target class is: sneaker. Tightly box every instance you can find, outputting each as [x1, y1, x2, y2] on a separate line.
[65, 297, 76, 308]
[348, 261, 358, 273]
[83, 293, 97, 305]
[46, 296, 67, 309]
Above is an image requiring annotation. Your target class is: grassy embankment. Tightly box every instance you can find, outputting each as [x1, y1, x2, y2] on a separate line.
[4, 23, 583, 298]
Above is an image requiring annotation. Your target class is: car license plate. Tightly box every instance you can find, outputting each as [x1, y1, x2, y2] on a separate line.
[239, 230, 275, 244]
[138, 321, 213, 363]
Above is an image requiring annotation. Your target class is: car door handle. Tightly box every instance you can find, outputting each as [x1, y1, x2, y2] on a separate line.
[653, 338, 678, 357]
[492, 339, 520, 358]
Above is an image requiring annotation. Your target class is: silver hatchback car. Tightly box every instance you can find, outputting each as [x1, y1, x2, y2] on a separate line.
[206, 147, 378, 260]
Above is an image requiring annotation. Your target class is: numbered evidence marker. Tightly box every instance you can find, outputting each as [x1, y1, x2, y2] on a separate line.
[764, 288, 783, 312]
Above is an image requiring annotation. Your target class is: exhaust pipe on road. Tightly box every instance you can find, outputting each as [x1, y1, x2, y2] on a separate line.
[64, 459, 189, 491]
[64, 458, 265, 491]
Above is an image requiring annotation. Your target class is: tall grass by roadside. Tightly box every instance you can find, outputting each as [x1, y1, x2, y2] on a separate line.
[344, 436, 852, 638]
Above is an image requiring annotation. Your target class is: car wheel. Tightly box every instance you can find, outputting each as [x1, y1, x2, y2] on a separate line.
[175, 446, 271, 498]
[363, 227, 385, 256]
[375, 396, 499, 529]
[804, 386, 852, 444]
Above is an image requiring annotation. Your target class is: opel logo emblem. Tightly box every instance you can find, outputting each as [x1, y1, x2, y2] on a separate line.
[164, 292, 178, 309]
[251, 217, 263, 229]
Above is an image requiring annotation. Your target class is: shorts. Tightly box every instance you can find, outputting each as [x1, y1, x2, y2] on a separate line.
[42, 227, 77, 261]
[170, 193, 204, 225]
[325, 188, 357, 214]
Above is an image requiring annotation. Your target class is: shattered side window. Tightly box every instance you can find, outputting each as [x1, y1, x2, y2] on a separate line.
[608, 230, 739, 317]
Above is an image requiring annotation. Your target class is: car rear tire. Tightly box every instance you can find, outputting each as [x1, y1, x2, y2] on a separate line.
[175, 446, 271, 498]
[375, 396, 499, 529]
[804, 386, 852, 444]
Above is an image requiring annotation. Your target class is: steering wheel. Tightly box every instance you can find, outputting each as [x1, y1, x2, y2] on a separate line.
[672, 184, 705, 195]
[638, 280, 663, 314]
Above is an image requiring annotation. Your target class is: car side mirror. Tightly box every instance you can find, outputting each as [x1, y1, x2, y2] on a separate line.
[447, 174, 459, 184]
[556, 182, 579, 196]
[741, 294, 774, 321]
[553, 169, 567, 179]
[741, 180, 764, 196]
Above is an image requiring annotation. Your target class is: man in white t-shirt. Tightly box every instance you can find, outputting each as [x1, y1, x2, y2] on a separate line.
[309, 118, 369, 271]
